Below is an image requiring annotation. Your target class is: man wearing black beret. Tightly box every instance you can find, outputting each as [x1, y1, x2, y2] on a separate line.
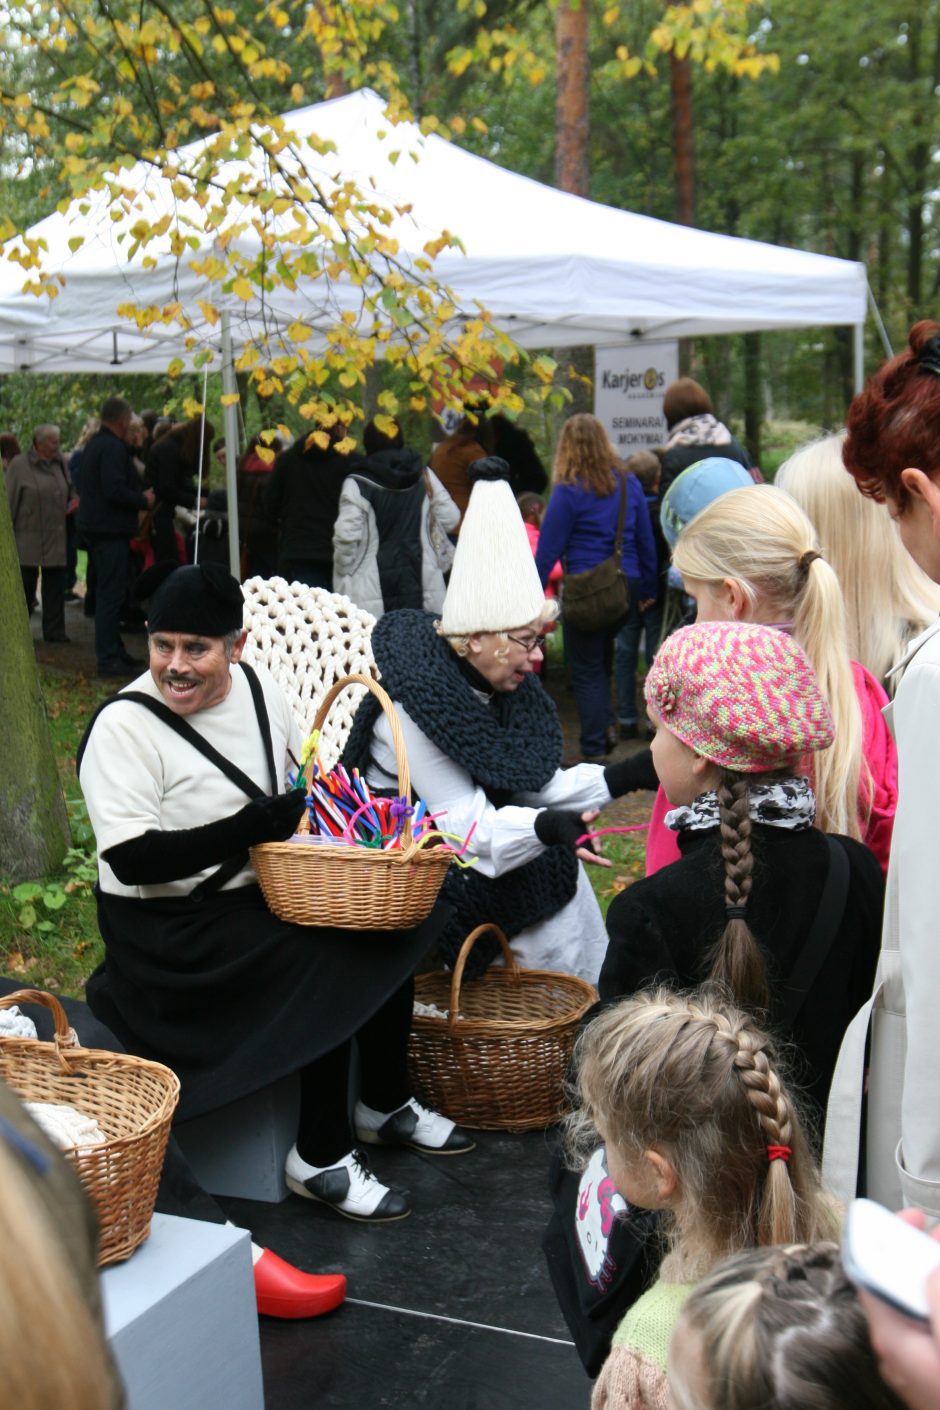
[77, 562, 469, 1317]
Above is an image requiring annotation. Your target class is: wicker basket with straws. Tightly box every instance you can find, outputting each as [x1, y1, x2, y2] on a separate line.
[252, 673, 454, 929]
[0, 989, 180, 1266]
[408, 925, 598, 1130]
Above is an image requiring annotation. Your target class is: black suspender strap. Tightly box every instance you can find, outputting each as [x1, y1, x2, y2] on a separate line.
[776, 835, 851, 1031]
[77, 662, 282, 900]
[238, 661, 278, 796]
[101, 693, 269, 800]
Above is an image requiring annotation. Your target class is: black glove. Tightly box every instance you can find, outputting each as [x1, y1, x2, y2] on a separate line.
[534, 810, 589, 852]
[105, 790, 307, 885]
[603, 748, 658, 798]
[241, 790, 308, 844]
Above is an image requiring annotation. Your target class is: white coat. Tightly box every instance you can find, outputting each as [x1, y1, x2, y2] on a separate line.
[873, 618, 940, 1217]
[333, 462, 458, 619]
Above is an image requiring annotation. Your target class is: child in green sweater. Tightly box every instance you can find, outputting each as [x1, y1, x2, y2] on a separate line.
[669, 1242, 905, 1410]
[566, 989, 837, 1410]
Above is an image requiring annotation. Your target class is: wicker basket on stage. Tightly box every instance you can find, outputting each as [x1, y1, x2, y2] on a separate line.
[251, 673, 453, 930]
[0, 989, 180, 1266]
[408, 925, 598, 1131]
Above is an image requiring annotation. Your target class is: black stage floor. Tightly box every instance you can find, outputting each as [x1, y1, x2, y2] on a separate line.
[222, 1130, 590, 1410]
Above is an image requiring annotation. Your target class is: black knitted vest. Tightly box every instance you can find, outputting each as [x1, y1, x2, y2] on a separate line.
[341, 610, 579, 974]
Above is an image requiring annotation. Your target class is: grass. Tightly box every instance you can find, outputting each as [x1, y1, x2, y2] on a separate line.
[588, 829, 647, 920]
[0, 668, 114, 997]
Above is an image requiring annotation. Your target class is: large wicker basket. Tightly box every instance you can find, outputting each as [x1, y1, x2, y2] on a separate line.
[252, 673, 453, 929]
[408, 925, 598, 1131]
[0, 990, 180, 1266]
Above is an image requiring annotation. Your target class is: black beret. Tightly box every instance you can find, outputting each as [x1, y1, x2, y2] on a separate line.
[135, 561, 244, 636]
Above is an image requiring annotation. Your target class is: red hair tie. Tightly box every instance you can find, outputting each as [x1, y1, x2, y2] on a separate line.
[767, 1144, 792, 1164]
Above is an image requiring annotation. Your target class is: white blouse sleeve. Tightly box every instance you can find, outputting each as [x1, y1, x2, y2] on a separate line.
[367, 706, 612, 878]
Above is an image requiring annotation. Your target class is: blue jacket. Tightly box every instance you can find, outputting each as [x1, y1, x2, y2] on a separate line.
[535, 473, 657, 600]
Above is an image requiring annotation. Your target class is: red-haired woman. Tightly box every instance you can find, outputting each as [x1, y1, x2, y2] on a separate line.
[841, 319, 940, 1221]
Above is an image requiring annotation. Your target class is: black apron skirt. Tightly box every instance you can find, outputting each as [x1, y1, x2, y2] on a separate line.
[86, 884, 448, 1121]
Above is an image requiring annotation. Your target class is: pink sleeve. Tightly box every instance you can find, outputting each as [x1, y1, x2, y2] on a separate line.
[645, 785, 681, 875]
[645, 667, 897, 878]
[851, 660, 898, 874]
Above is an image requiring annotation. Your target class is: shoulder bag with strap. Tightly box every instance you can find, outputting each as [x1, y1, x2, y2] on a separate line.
[561, 474, 630, 634]
[78, 662, 277, 901]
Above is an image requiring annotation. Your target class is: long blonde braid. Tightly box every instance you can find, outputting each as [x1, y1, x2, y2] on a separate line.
[565, 989, 837, 1277]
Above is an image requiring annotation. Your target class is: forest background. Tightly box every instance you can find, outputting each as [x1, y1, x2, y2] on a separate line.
[1, 0, 937, 470]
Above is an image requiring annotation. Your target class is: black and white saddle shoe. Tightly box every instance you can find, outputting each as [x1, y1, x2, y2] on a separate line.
[354, 1097, 476, 1155]
[285, 1146, 411, 1222]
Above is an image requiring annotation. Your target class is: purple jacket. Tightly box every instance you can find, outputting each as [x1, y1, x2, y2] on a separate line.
[534, 472, 657, 600]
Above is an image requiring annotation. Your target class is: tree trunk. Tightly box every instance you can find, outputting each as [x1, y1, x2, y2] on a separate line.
[407, 0, 424, 118]
[555, 0, 589, 196]
[0, 491, 70, 881]
[670, 51, 695, 226]
[554, 1, 590, 445]
[315, 2, 347, 99]
[835, 151, 865, 408]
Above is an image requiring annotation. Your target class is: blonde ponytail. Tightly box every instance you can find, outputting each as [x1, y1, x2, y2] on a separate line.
[672, 484, 864, 839]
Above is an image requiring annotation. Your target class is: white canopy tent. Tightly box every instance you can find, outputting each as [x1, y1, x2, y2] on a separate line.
[0, 86, 868, 570]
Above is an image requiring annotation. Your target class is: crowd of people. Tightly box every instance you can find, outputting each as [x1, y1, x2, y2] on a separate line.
[6, 331, 940, 1410]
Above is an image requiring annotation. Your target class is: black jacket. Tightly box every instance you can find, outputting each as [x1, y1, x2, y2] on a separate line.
[75, 427, 148, 539]
[263, 434, 362, 567]
[146, 432, 200, 513]
[354, 447, 425, 611]
[601, 824, 884, 1123]
[489, 415, 547, 496]
[659, 436, 753, 501]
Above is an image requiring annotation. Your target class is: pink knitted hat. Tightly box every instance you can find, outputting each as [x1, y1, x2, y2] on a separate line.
[644, 622, 834, 772]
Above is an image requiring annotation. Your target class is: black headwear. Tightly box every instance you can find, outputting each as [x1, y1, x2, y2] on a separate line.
[917, 335, 940, 377]
[467, 455, 511, 484]
[134, 561, 245, 636]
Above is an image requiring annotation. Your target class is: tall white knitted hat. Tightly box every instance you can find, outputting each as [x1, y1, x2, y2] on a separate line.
[439, 471, 547, 635]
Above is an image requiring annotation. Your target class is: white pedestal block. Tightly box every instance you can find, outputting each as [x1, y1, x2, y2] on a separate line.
[101, 1214, 264, 1410]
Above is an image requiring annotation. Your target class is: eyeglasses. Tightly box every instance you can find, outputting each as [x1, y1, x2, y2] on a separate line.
[506, 632, 547, 654]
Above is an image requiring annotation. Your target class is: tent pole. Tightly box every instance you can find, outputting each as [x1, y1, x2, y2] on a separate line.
[220, 308, 241, 578]
[852, 322, 865, 395]
[867, 283, 894, 361]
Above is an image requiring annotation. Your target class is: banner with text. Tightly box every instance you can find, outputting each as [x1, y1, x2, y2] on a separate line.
[594, 343, 678, 456]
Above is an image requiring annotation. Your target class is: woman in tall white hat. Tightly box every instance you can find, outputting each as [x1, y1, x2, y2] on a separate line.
[342, 459, 650, 982]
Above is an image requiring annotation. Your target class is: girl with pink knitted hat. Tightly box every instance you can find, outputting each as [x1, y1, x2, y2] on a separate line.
[600, 620, 884, 1127]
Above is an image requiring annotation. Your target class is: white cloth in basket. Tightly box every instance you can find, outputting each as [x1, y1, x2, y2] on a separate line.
[24, 1101, 107, 1149]
[0, 1006, 38, 1039]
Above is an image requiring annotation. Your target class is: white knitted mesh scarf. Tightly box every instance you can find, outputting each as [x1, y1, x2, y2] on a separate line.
[241, 576, 377, 771]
